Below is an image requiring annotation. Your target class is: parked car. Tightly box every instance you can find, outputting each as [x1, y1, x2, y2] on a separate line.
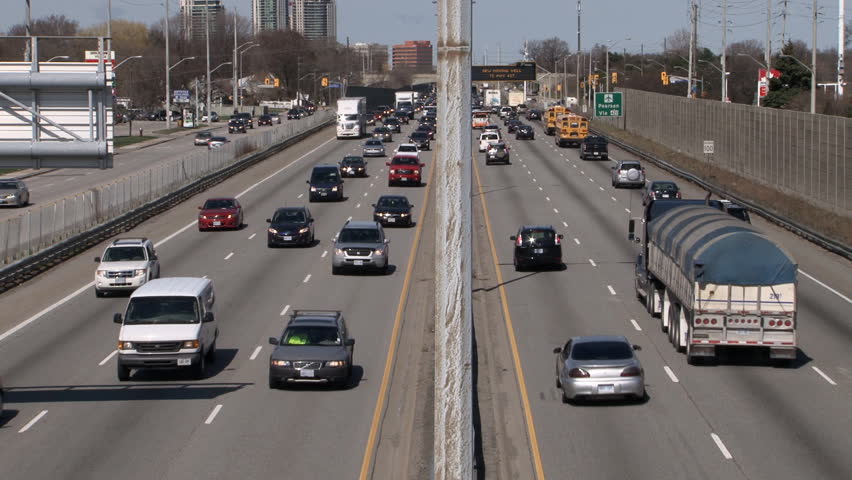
[554, 335, 645, 404]
[93, 237, 161, 297]
[408, 131, 431, 151]
[207, 136, 229, 149]
[258, 115, 274, 126]
[373, 195, 414, 227]
[580, 135, 609, 160]
[642, 180, 682, 205]
[611, 160, 646, 188]
[340, 156, 368, 178]
[228, 119, 246, 134]
[0, 178, 29, 207]
[308, 164, 345, 202]
[387, 155, 425, 186]
[332, 220, 389, 275]
[266, 206, 315, 247]
[485, 142, 511, 165]
[268, 310, 355, 389]
[362, 139, 386, 157]
[194, 131, 213, 146]
[511, 225, 563, 270]
[373, 126, 393, 143]
[515, 125, 535, 140]
[198, 197, 244, 231]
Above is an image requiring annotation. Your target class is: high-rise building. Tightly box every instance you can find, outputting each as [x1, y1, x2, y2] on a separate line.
[392, 40, 433, 72]
[289, 0, 336, 42]
[252, 0, 288, 35]
[353, 42, 389, 73]
[180, 0, 224, 41]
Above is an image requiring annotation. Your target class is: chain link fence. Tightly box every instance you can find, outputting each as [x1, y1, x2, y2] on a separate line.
[596, 88, 851, 218]
[0, 111, 334, 265]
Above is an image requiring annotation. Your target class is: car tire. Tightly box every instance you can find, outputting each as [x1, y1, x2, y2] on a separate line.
[332, 266, 342, 275]
[268, 242, 275, 248]
[117, 362, 131, 381]
[269, 377, 280, 389]
[193, 352, 206, 379]
[561, 389, 570, 404]
[206, 341, 217, 362]
[556, 375, 562, 389]
[380, 264, 389, 275]
[95, 288, 105, 298]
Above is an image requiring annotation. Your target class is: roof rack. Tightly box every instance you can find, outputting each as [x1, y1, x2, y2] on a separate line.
[290, 310, 342, 319]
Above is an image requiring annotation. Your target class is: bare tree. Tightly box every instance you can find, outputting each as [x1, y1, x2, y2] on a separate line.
[663, 28, 690, 57]
[526, 37, 571, 72]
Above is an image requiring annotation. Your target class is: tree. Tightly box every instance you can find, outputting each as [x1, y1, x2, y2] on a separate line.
[6, 15, 82, 61]
[663, 28, 690, 57]
[526, 37, 571, 72]
[763, 41, 811, 108]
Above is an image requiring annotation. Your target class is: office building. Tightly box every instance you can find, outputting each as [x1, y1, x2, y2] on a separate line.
[180, 0, 224, 41]
[353, 42, 389, 73]
[392, 40, 433, 72]
[252, 0, 288, 35]
[289, 0, 336, 41]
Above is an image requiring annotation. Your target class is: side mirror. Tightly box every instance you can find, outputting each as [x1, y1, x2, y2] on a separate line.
[309, 218, 314, 223]
[371, 204, 376, 208]
[203, 312, 215, 323]
[553, 347, 562, 354]
[384, 238, 390, 244]
[421, 164, 426, 167]
[627, 219, 636, 242]
[611, 166, 616, 170]
[306, 180, 310, 184]
[410, 204, 415, 208]
[632, 344, 642, 351]
[266, 218, 271, 223]
[198, 206, 203, 209]
[94, 257, 101, 263]
[510, 235, 517, 241]
[386, 162, 391, 166]
[345, 338, 355, 346]
[268, 336, 279, 345]
[113, 313, 123, 324]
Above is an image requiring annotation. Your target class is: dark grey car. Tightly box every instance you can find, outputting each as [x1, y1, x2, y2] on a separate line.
[0, 179, 29, 207]
[268, 311, 355, 389]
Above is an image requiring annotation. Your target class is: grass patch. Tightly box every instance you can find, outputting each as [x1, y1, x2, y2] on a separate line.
[114, 136, 156, 148]
[152, 124, 209, 135]
[0, 169, 21, 175]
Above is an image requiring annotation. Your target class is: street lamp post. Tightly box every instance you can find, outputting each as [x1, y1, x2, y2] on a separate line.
[204, 62, 232, 117]
[166, 56, 196, 127]
[114, 55, 143, 70]
[238, 43, 259, 109]
[780, 54, 816, 114]
[736, 53, 767, 106]
[164, 0, 171, 129]
[605, 38, 630, 91]
[698, 59, 728, 102]
[625, 63, 644, 75]
[46, 55, 70, 62]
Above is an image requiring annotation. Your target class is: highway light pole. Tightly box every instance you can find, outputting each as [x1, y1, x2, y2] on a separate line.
[165, 0, 172, 129]
[605, 38, 629, 91]
[46, 56, 69, 62]
[780, 54, 815, 114]
[113, 55, 142, 70]
[736, 53, 767, 106]
[576, 0, 582, 107]
[435, 0, 472, 478]
[167, 57, 196, 125]
[698, 59, 727, 102]
[238, 43, 259, 109]
[205, 1, 211, 123]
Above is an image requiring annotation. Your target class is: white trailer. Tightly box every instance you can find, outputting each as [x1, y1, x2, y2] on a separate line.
[508, 91, 524, 107]
[336, 97, 367, 139]
[485, 89, 501, 108]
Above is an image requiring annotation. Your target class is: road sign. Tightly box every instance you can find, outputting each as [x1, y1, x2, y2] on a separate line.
[472, 62, 536, 82]
[328, 82, 342, 88]
[173, 90, 190, 103]
[758, 80, 768, 98]
[703, 140, 715, 154]
[594, 92, 623, 117]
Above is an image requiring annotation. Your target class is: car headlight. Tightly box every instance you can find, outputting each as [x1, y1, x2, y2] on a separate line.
[335, 248, 345, 255]
[400, 213, 409, 217]
[331, 186, 338, 192]
[298, 227, 310, 234]
[5, 193, 16, 198]
[268, 228, 278, 234]
[310, 186, 317, 192]
[374, 248, 384, 255]
[182, 340, 200, 349]
[200, 215, 207, 219]
[227, 214, 234, 219]
[118, 341, 134, 350]
[325, 360, 346, 368]
[96, 269, 108, 276]
[271, 359, 291, 367]
[134, 269, 147, 277]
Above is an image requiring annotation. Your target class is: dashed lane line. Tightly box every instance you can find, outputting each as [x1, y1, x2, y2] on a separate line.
[663, 366, 680, 383]
[574, 238, 580, 245]
[249, 345, 262, 360]
[710, 433, 733, 460]
[248, 233, 257, 240]
[19, 410, 48, 433]
[812, 366, 838, 386]
[205, 404, 223, 425]
[630, 319, 642, 331]
[607, 285, 617, 295]
[321, 250, 328, 258]
[98, 350, 118, 366]
[224, 252, 234, 260]
[303, 274, 312, 283]
[589, 259, 597, 267]
[280, 304, 290, 316]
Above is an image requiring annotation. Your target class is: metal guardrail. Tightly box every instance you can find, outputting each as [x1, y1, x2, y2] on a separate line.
[0, 112, 335, 293]
[591, 126, 852, 261]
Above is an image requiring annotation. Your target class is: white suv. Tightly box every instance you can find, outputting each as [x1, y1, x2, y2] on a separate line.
[394, 143, 420, 158]
[94, 238, 161, 297]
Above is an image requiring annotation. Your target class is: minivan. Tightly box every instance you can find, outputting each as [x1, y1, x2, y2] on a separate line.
[308, 164, 345, 202]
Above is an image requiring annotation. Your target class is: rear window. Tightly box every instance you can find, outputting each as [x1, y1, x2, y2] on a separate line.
[652, 182, 679, 192]
[392, 157, 419, 165]
[571, 341, 633, 361]
[621, 163, 641, 170]
[519, 229, 556, 244]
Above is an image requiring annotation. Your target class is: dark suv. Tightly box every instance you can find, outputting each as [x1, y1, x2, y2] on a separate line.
[235, 112, 254, 128]
[373, 195, 414, 227]
[580, 135, 609, 160]
[340, 156, 368, 177]
[511, 225, 564, 271]
[307, 165, 344, 202]
[266, 206, 315, 247]
[228, 119, 246, 133]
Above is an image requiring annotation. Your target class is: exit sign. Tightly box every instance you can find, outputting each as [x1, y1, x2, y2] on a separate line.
[594, 92, 623, 117]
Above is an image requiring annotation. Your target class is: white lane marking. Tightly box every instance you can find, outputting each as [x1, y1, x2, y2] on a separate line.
[0, 281, 94, 343]
[280, 304, 290, 316]
[249, 345, 262, 360]
[65, 177, 74, 182]
[590, 178, 595, 183]
[630, 319, 642, 331]
[43, 183, 53, 187]
[800, 270, 852, 304]
[248, 233, 257, 240]
[611, 196, 617, 202]
[532, 178, 537, 183]
[625, 208, 631, 213]
[572, 164, 577, 168]
[607, 285, 616, 295]
[235, 137, 335, 199]
[224, 252, 234, 260]
[297, 193, 304, 199]
[321, 250, 328, 258]
[711, 433, 733, 460]
[19, 410, 48, 433]
[363, 192, 368, 197]
[303, 274, 312, 283]
[347, 216, 352, 221]
[811, 366, 838, 386]
[580, 171, 585, 175]
[527, 170, 532, 175]
[574, 238, 580, 245]
[356, 203, 361, 208]
[562, 221, 568, 227]
[663, 366, 680, 383]
[545, 196, 550, 202]
[202, 275, 207, 278]
[205, 404, 223, 425]
[598, 186, 604, 191]
[370, 183, 374, 188]
[538, 186, 543, 191]
[98, 350, 118, 366]
[589, 259, 597, 267]
[553, 208, 559, 214]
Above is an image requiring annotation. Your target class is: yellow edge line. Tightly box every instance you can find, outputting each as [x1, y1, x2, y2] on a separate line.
[472, 155, 547, 479]
[358, 157, 436, 480]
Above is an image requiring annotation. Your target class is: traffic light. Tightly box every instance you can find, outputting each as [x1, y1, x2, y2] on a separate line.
[274, 78, 280, 87]
[580, 81, 585, 89]
[556, 84, 562, 92]
[321, 77, 329, 87]
[661, 72, 669, 85]
[612, 72, 618, 84]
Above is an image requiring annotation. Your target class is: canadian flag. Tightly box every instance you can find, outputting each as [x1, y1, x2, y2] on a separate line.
[758, 68, 782, 82]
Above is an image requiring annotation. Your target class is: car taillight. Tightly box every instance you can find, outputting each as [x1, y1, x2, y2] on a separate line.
[515, 236, 523, 247]
[568, 368, 590, 378]
[650, 192, 656, 199]
[554, 236, 561, 245]
[676, 192, 682, 199]
[621, 366, 642, 377]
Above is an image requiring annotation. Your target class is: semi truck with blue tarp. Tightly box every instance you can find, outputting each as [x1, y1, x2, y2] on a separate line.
[629, 200, 798, 365]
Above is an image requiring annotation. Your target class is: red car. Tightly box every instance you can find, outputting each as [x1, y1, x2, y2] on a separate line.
[198, 197, 244, 231]
[387, 155, 425, 186]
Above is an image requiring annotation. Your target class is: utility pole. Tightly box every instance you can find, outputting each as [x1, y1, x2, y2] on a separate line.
[838, 0, 845, 96]
[523, 39, 528, 102]
[194, 77, 199, 125]
[687, 0, 698, 98]
[813, 0, 818, 111]
[765, 0, 772, 77]
[722, 0, 728, 102]
[165, 0, 172, 129]
[205, 0, 211, 121]
[24, 0, 32, 61]
[232, 15, 237, 114]
[576, 0, 582, 107]
[781, 0, 788, 45]
[435, 0, 472, 477]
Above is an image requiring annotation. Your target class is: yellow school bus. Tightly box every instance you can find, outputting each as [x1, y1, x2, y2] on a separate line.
[544, 106, 567, 135]
[555, 114, 588, 147]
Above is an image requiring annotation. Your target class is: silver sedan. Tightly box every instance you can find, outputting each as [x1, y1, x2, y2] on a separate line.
[0, 178, 30, 207]
[554, 335, 646, 404]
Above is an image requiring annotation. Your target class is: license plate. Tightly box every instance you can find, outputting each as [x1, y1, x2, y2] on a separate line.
[597, 384, 615, 394]
[300, 369, 315, 378]
[213, 221, 221, 226]
[533, 248, 544, 254]
[388, 218, 396, 223]
[594, 152, 600, 155]
[401, 177, 408, 181]
[661, 194, 670, 198]
[354, 260, 364, 266]
[177, 358, 191, 366]
[321, 193, 328, 196]
[282, 236, 292, 241]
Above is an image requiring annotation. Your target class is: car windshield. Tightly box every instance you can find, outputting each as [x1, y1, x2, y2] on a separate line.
[339, 228, 381, 243]
[728, 207, 750, 222]
[288, 109, 298, 114]
[411, 133, 427, 139]
[571, 341, 634, 361]
[210, 137, 226, 142]
[0, 182, 18, 189]
[196, 132, 211, 138]
[125, 297, 199, 325]
[652, 182, 679, 192]
[375, 128, 389, 133]
[281, 326, 341, 346]
[343, 114, 359, 121]
[519, 229, 555, 245]
[377, 197, 408, 208]
[392, 157, 418, 165]
[273, 210, 306, 223]
[311, 169, 339, 183]
[103, 246, 146, 262]
[203, 199, 236, 209]
[366, 140, 382, 146]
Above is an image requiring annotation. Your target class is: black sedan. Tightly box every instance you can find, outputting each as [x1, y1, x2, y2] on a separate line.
[507, 119, 523, 133]
[394, 111, 410, 124]
[511, 225, 564, 271]
[642, 180, 681, 205]
[287, 108, 302, 120]
[416, 124, 435, 140]
[373, 127, 393, 143]
[340, 156, 368, 178]
[266, 207, 315, 247]
[383, 117, 402, 133]
[409, 131, 431, 150]
[258, 115, 274, 126]
[526, 109, 542, 121]
[373, 195, 414, 227]
[515, 125, 535, 140]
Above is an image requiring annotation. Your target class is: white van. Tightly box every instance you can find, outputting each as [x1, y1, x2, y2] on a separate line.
[113, 277, 218, 380]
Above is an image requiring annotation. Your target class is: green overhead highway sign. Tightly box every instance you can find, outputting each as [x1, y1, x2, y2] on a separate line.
[595, 92, 623, 117]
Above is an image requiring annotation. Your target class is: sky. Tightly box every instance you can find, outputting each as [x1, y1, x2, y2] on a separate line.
[3, 0, 850, 62]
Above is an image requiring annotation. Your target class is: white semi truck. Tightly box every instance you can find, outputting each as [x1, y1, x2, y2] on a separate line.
[336, 97, 367, 139]
[485, 89, 501, 108]
[630, 200, 798, 365]
[508, 91, 524, 107]
[394, 91, 416, 118]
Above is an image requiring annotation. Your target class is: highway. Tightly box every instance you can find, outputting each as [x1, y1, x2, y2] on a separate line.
[472, 114, 852, 480]
[0, 117, 302, 223]
[0, 120, 433, 479]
